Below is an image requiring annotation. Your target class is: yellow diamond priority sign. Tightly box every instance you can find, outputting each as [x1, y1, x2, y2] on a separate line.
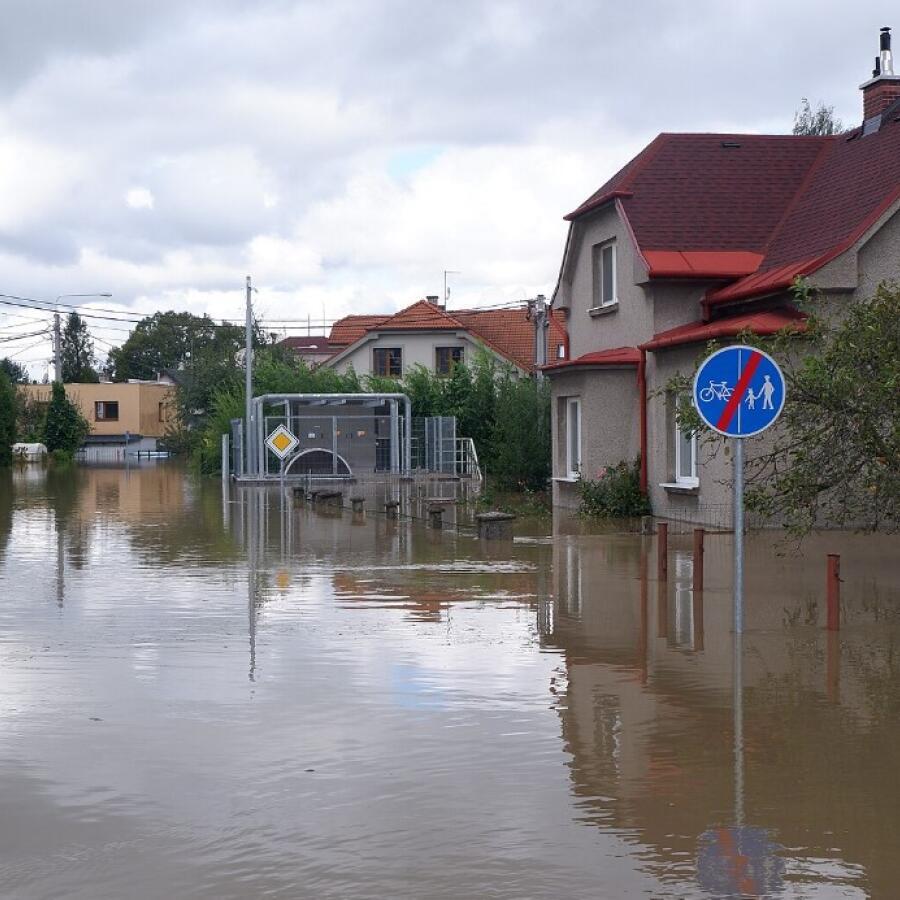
[266, 424, 299, 460]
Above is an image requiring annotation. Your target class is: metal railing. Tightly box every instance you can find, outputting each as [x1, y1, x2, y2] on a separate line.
[456, 437, 482, 481]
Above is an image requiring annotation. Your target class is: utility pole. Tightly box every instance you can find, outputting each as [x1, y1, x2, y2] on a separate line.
[528, 294, 549, 380]
[245, 275, 255, 476]
[53, 312, 62, 383]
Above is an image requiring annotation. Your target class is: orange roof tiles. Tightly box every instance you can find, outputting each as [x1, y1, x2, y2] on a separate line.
[328, 314, 389, 347]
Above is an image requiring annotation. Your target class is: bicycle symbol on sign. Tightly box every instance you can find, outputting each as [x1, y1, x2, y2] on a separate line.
[699, 381, 733, 403]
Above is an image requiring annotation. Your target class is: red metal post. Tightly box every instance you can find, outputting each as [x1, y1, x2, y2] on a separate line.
[657, 522, 668, 583]
[826, 631, 840, 703]
[693, 528, 704, 592]
[827, 554, 840, 631]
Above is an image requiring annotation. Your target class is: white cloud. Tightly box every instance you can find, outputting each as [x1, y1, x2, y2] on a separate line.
[126, 187, 155, 210]
[0, 0, 889, 377]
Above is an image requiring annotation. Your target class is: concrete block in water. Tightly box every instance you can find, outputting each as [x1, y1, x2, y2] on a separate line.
[475, 511, 516, 540]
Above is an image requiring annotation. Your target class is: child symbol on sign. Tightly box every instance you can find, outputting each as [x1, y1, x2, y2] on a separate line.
[745, 386, 756, 410]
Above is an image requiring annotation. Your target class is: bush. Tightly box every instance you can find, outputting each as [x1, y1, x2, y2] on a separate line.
[43, 382, 89, 455]
[490, 374, 551, 491]
[577, 458, 651, 519]
[49, 448, 75, 465]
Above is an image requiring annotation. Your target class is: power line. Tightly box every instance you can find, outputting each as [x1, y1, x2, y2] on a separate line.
[5, 338, 49, 359]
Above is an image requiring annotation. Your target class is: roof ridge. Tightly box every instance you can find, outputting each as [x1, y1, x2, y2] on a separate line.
[370, 298, 465, 331]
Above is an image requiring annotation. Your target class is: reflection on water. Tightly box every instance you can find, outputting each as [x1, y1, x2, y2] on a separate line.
[0, 465, 898, 898]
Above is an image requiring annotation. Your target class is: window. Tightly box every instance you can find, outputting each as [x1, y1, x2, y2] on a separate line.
[674, 399, 698, 486]
[566, 398, 581, 479]
[592, 240, 617, 308]
[373, 347, 402, 377]
[435, 346, 464, 375]
[158, 401, 169, 423]
[95, 401, 119, 421]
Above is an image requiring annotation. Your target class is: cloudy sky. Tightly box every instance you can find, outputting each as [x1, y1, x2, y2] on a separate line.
[0, 0, 893, 374]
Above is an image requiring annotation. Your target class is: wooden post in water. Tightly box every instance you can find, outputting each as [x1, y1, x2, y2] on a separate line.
[693, 528, 704, 592]
[827, 554, 841, 631]
[657, 522, 668, 583]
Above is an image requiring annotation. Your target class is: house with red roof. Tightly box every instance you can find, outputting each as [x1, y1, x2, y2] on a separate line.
[546, 26, 900, 520]
[275, 335, 335, 367]
[325, 296, 566, 377]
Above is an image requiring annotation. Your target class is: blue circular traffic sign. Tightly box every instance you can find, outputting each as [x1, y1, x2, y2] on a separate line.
[692, 345, 785, 438]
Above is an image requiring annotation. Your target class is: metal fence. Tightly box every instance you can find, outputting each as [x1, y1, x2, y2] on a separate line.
[234, 400, 482, 482]
[261, 411, 399, 478]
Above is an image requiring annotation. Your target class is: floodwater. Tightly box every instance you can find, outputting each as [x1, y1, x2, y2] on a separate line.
[1, 465, 899, 899]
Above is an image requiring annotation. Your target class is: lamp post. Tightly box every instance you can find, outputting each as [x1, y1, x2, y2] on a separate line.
[53, 292, 112, 382]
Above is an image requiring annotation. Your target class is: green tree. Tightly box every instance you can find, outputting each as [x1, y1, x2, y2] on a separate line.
[744, 281, 899, 532]
[490, 374, 550, 490]
[16, 393, 47, 442]
[793, 98, 843, 135]
[61, 312, 99, 382]
[0, 371, 16, 466]
[0, 358, 29, 384]
[43, 382, 89, 455]
[108, 310, 250, 382]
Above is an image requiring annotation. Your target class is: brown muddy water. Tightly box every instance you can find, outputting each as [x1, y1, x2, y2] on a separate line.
[1, 464, 899, 899]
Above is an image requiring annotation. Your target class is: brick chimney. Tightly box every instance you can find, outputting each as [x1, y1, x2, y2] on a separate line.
[861, 27, 900, 120]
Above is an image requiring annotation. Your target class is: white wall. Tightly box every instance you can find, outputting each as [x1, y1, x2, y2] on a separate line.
[329, 330, 508, 376]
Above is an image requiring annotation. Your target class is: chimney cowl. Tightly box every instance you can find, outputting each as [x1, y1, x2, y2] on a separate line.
[861, 26, 900, 121]
[880, 26, 894, 76]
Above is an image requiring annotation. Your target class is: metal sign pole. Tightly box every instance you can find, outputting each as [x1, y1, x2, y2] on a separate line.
[734, 437, 744, 635]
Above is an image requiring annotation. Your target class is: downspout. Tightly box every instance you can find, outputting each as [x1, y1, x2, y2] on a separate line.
[638, 349, 648, 495]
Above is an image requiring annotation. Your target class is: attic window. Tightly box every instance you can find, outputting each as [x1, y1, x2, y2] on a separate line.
[720, 141, 741, 149]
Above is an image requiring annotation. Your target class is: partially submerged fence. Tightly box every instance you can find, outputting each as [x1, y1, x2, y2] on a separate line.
[229, 392, 483, 483]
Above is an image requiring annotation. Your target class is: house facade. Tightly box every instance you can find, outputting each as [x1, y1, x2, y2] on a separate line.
[547, 26, 900, 522]
[325, 298, 566, 377]
[21, 381, 175, 450]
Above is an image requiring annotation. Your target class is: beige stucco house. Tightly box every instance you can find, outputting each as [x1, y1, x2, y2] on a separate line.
[546, 27, 900, 523]
[21, 381, 175, 450]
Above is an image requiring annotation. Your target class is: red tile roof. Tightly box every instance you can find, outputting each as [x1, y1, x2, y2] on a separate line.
[328, 314, 389, 346]
[374, 299, 463, 331]
[565, 105, 900, 302]
[640, 308, 806, 352]
[455, 307, 567, 372]
[543, 346, 640, 372]
[277, 336, 333, 353]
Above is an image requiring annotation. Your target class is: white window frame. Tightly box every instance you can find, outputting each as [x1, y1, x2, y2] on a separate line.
[591, 239, 617, 309]
[566, 397, 581, 480]
[674, 418, 698, 487]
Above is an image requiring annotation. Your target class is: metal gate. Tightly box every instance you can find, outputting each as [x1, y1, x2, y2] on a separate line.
[424, 416, 457, 474]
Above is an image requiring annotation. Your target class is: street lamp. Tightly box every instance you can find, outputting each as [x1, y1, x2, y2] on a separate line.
[53, 292, 113, 382]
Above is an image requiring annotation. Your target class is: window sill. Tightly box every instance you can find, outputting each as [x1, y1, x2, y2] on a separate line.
[553, 476, 581, 483]
[589, 302, 619, 317]
[660, 482, 699, 495]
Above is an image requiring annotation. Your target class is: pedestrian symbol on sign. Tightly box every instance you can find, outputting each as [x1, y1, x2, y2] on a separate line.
[693, 346, 785, 438]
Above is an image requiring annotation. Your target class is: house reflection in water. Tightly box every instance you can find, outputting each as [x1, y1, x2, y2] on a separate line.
[545, 532, 900, 896]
